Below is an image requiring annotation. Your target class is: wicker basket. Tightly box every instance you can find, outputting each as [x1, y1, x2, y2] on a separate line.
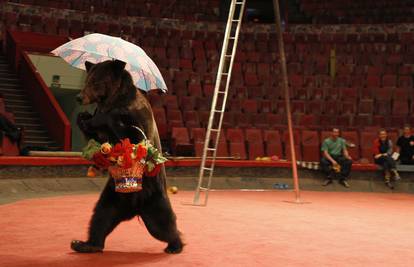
[108, 161, 144, 193]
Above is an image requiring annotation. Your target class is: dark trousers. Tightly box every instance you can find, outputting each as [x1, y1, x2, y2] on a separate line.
[320, 155, 352, 180]
[375, 156, 396, 171]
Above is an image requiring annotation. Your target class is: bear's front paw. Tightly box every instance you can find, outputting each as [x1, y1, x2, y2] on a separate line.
[77, 112, 93, 124]
[164, 239, 184, 254]
[71, 240, 103, 253]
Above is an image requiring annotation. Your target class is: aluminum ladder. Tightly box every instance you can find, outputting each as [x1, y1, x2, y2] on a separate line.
[191, 0, 246, 206]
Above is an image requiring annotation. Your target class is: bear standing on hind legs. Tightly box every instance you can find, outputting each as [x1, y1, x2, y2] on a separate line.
[71, 60, 183, 254]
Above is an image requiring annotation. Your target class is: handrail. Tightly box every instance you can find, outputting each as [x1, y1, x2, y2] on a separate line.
[19, 51, 71, 150]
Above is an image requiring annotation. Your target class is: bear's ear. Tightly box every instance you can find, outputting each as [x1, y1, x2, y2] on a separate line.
[112, 60, 126, 76]
[85, 61, 95, 72]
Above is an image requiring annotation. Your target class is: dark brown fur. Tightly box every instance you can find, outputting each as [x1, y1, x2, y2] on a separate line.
[72, 60, 183, 254]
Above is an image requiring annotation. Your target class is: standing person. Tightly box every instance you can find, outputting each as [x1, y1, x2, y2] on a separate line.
[373, 129, 401, 189]
[396, 125, 414, 165]
[320, 128, 352, 188]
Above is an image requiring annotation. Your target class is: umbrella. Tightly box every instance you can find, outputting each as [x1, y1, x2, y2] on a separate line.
[51, 33, 167, 92]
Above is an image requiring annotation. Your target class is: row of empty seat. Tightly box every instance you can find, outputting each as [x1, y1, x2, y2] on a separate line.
[170, 126, 398, 163]
[7, 0, 221, 21]
[300, 0, 414, 24]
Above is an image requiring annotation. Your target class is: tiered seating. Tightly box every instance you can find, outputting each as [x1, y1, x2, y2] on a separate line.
[3, 2, 414, 162]
[300, 0, 414, 24]
[150, 31, 414, 160]
[7, 0, 221, 22]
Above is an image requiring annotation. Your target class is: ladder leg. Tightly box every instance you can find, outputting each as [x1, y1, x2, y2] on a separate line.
[191, 0, 247, 206]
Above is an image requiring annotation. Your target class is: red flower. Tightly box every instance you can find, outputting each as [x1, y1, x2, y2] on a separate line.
[121, 138, 133, 168]
[111, 143, 124, 158]
[136, 144, 148, 161]
[92, 152, 111, 169]
[145, 163, 162, 177]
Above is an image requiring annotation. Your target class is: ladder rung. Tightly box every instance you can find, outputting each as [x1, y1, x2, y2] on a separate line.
[225, 55, 231, 57]
[232, 20, 240, 22]
[229, 37, 235, 39]
[199, 187, 208, 191]
[214, 109, 223, 113]
[218, 90, 226, 94]
[222, 73, 229, 75]
[210, 129, 219, 132]
[203, 167, 213, 171]
[206, 148, 216, 151]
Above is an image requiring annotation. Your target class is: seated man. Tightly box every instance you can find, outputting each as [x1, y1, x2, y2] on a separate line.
[396, 125, 414, 165]
[320, 128, 352, 188]
[373, 129, 400, 189]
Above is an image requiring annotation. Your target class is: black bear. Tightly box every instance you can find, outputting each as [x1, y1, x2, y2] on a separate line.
[72, 59, 183, 254]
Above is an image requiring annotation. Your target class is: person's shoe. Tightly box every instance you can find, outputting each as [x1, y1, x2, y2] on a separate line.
[339, 179, 350, 188]
[322, 179, 333, 186]
[385, 181, 394, 190]
[391, 169, 401, 181]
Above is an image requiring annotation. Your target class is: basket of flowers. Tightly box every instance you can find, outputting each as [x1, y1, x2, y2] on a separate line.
[82, 137, 167, 193]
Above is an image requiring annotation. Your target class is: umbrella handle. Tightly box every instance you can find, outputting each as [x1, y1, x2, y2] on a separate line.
[132, 125, 147, 140]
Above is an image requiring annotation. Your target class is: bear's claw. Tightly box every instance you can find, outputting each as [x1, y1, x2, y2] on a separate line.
[71, 240, 103, 253]
[164, 239, 184, 254]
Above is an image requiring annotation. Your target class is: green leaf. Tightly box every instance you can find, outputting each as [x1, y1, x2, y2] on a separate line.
[146, 161, 155, 172]
[82, 139, 102, 160]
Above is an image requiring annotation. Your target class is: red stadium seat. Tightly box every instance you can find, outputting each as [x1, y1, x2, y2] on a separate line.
[283, 130, 302, 161]
[375, 87, 393, 101]
[360, 131, 378, 163]
[171, 127, 193, 156]
[183, 111, 200, 128]
[179, 96, 197, 111]
[263, 130, 283, 158]
[366, 75, 381, 88]
[306, 100, 324, 114]
[324, 101, 339, 115]
[354, 114, 372, 128]
[399, 75, 413, 87]
[375, 101, 391, 116]
[241, 99, 259, 113]
[244, 73, 260, 87]
[190, 128, 206, 157]
[358, 99, 374, 114]
[163, 95, 179, 110]
[226, 128, 247, 159]
[251, 114, 268, 129]
[166, 109, 184, 128]
[341, 131, 360, 160]
[152, 108, 168, 140]
[221, 112, 236, 129]
[341, 101, 357, 115]
[340, 87, 358, 101]
[298, 114, 319, 127]
[208, 129, 228, 157]
[392, 100, 409, 115]
[301, 130, 320, 162]
[392, 88, 411, 101]
[266, 114, 285, 128]
[382, 75, 397, 87]
[245, 129, 265, 159]
[235, 113, 253, 128]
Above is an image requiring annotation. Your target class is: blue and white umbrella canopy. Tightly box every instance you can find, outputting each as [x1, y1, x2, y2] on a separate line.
[51, 33, 167, 92]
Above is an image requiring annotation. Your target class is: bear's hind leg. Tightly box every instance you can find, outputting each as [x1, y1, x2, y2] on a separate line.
[71, 203, 124, 253]
[140, 196, 183, 254]
[71, 183, 136, 253]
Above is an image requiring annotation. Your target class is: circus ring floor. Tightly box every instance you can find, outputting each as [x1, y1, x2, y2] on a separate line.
[0, 190, 413, 267]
